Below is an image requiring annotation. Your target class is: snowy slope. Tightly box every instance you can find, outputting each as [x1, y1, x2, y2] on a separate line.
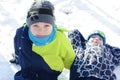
[0, 0, 120, 80]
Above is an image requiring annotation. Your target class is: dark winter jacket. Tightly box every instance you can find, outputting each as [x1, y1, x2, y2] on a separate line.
[68, 29, 120, 80]
[14, 25, 75, 80]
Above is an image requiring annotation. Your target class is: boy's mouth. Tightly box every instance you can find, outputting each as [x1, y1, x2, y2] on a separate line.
[36, 35, 46, 38]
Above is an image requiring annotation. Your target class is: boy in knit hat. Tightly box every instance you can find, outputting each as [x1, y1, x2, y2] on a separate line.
[14, 1, 75, 80]
[68, 29, 120, 80]
[87, 30, 106, 46]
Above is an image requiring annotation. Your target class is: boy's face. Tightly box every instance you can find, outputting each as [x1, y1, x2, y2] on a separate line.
[88, 35, 103, 46]
[30, 22, 53, 38]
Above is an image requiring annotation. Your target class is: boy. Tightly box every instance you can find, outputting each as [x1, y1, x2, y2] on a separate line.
[14, 1, 75, 80]
[69, 29, 120, 80]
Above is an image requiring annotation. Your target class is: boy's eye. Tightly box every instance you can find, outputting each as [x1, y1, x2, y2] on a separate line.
[92, 36, 96, 38]
[92, 36, 102, 40]
[33, 25, 38, 27]
[99, 37, 102, 40]
[44, 25, 50, 27]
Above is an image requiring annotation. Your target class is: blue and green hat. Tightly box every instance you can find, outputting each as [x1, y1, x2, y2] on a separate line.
[87, 30, 106, 45]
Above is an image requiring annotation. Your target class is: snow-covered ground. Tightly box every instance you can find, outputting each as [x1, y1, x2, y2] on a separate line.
[0, 0, 120, 80]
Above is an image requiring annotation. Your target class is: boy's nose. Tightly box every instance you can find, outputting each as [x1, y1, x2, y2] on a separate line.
[93, 38, 99, 42]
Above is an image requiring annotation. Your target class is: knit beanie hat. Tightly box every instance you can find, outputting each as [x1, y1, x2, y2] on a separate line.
[87, 30, 106, 45]
[26, 0, 55, 27]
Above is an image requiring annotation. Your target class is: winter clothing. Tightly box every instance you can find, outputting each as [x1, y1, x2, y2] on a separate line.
[68, 29, 120, 80]
[26, 1, 55, 27]
[87, 30, 106, 45]
[14, 24, 75, 80]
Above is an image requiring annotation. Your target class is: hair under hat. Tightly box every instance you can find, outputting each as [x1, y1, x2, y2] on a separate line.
[87, 30, 106, 45]
[26, 1, 55, 27]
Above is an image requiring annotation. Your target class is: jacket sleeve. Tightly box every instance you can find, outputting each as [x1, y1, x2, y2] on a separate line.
[14, 27, 24, 56]
[63, 39, 76, 69]
[107, 44, 120, 66]
[68, 29, 86, 52]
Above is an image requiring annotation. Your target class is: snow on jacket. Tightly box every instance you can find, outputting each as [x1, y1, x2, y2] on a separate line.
[14, 24, 75, 80]
[68, 29, 120, 80]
